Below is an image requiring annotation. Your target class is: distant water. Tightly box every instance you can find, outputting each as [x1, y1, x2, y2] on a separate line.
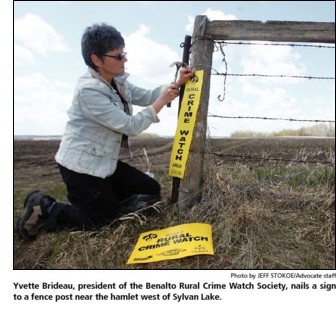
[14, 135, 62, 141]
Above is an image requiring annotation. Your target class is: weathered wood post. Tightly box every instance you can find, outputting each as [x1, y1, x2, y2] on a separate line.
[178, 16, 214, 210]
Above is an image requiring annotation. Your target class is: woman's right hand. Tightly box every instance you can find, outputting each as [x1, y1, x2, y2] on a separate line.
[152, 83, 180, 113]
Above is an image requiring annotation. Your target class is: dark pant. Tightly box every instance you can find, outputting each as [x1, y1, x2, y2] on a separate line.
[45, 161, 161, 232]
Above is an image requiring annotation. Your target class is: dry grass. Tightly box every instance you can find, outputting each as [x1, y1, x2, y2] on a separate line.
[14, 152, 335, 270]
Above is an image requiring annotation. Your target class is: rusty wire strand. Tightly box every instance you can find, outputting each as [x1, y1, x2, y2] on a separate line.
[216, 41, 335, 49]
[208, 114, 335, 123]
[188, 38, 335, 102]
[213, 40, 335, 101]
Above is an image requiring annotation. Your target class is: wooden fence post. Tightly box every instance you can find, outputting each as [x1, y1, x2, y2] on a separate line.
[178, 16, 214, 210]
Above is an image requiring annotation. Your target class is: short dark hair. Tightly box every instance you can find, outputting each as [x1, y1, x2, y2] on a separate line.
[81, 23, 125, 70]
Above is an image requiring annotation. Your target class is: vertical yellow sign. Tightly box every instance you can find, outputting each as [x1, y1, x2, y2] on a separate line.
[169, 70, 204, 179]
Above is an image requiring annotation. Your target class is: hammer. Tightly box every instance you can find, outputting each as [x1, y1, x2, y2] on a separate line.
[167, 61, 187, 107]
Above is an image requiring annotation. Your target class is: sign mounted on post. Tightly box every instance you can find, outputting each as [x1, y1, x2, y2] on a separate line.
[169, 70, 204, 179]
[127, 222, 214, 264]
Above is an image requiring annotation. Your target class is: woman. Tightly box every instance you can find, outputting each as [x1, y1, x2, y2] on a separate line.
[17, 23, 193, 241]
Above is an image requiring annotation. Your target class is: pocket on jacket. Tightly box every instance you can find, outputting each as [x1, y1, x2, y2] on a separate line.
[78, 142, 120, 176]
[83, 144, 108, 157]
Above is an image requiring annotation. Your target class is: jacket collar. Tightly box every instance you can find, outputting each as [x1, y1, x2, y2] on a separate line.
[87, 67, 129, 86]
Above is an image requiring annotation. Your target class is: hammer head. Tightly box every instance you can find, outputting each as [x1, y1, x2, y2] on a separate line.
[170, 61, 187, 82]
[170, 61, 187, 68]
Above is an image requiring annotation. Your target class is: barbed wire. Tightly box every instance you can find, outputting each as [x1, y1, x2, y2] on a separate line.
[208, 114, 335, 123]
[176, 36, 335, 193]
[212, 71, 335, 80]
[210, 40, 335, 101]
[211, 152, 335, 165]
[215, 41, 335, 49]
[188, 39, 335, 132]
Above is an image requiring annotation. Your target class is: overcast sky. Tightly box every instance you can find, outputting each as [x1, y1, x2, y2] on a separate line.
[13, 1, 335, 137]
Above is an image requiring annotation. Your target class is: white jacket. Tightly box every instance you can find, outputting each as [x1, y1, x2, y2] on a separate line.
[55, 67, 163, 178]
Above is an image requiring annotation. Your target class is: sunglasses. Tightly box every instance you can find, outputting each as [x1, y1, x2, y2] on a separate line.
[103, 52, 127, 61]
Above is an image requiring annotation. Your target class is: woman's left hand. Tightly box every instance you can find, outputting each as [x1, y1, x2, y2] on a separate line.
[175, 66, 194, 86]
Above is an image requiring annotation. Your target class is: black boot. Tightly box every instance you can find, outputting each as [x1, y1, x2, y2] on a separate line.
[119, 194, 161, 214]
[17, 190, 56, 241]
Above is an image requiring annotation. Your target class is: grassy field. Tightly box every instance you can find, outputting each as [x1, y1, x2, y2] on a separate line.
[13, 137, 335, 269]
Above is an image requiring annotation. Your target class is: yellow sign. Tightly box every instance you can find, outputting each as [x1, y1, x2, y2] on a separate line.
[169, 70, 204, 179]
[126, 222, 214, 264]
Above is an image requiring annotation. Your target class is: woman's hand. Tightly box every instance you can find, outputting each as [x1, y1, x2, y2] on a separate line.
[175, 66, 194, 87]
[153, 83, 180, 112]
[152, 66, 194, 113]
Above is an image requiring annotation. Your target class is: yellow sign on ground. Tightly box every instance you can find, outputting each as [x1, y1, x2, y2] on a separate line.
[127, 222, 214, 264]
[169, 70, 204, 179]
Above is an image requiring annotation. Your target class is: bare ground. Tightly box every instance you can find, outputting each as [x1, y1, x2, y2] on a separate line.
[13, 137, 335, 269]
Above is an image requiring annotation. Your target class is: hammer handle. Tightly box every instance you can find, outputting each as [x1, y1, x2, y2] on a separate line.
[167, 80, 176, 108]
